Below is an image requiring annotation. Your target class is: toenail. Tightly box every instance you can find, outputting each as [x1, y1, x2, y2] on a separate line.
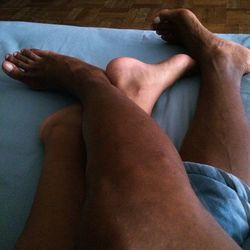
[154, 16, 161, 24]
[4, 62, 14, 72]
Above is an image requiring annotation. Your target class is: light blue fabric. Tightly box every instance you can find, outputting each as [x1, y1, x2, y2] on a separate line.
[0, 21, 249, 249]
[185, 162, 250, 247]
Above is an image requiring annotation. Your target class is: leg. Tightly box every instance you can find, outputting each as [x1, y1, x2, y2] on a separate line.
[8, 52, 194, 249]
[3, 49, 240, 249]
[14, 105, 85, 249]
[155, 9, 250, 184]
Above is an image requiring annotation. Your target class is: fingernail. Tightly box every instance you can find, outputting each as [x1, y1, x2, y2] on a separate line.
[5, 54, 10, 59]
[154, 16, 161, 24]
[4, 62, 14, 72]
[13, 52, 17, 56]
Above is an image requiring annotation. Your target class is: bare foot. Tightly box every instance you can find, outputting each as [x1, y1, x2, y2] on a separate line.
[106, 54, 195, 114]
[153, 9, 250, 78]
[2, 49, 106, 96]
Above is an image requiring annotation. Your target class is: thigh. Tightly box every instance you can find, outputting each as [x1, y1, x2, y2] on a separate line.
[77, 157, 241, 250]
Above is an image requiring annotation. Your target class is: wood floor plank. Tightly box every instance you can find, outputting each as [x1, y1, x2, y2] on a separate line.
[0, 0, 249, 33]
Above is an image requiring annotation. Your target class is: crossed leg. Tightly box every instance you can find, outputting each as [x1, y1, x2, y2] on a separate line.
[4, 51, 196, 249]
[3, 51, 194, 249]
[2, 47, 239, 249]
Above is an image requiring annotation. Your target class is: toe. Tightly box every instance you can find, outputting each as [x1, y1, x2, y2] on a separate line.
[156, 28, 172, 36]
[154, 19, 175, 38]
[6, 54, 31, 71]
[2, 60, 26, 80]
[155, 22, 173, 31]
[21, 48, 42, 61]
[15, 52, 35, 64]
[5, 53, 11, 60]
[30, 48, 50, 57]
[161, 34, 178, 44]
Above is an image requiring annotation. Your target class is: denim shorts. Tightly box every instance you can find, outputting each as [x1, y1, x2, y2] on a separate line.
[184, 162, 250, 249]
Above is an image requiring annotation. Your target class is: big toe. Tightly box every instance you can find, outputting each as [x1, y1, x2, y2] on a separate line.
[153, 9, 197, 44]
[2, 60, 26, 81]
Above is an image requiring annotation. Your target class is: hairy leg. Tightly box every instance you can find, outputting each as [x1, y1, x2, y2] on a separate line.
[155, 8, 250, 184]
[3, 49, 239, 249]
[14, 105, 85, 250]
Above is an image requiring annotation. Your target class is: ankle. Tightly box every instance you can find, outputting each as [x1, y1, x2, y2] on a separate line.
[201, 52, 242, 79]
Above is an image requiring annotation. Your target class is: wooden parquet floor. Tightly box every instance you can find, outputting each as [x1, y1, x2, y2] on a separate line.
[0, 0, 249, 33]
